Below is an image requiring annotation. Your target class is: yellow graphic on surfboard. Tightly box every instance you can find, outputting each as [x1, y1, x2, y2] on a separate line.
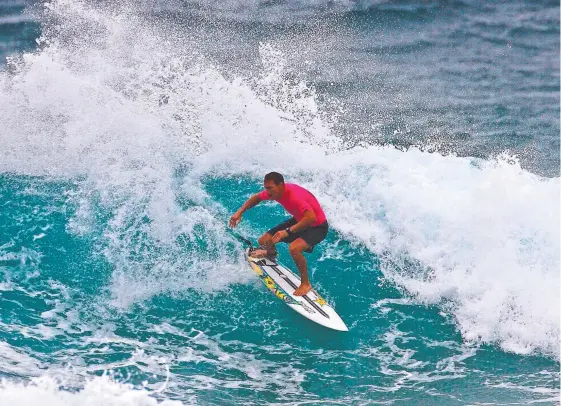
[249, 258, 298, 305]
[249, 262, 263, 276]
[314, 294, 327, 306]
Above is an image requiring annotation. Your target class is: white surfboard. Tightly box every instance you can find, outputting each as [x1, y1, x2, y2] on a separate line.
[245, 248, 348, 332]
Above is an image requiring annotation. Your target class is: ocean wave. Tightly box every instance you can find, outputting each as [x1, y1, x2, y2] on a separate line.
[0, 0, 558, 367]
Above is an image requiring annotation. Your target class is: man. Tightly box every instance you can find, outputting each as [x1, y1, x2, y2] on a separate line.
[229, 172, 329, 296]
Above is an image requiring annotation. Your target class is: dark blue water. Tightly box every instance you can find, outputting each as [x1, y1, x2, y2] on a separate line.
[0, 1, 559, 405]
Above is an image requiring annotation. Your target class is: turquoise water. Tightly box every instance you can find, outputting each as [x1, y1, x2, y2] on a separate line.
[0, 0, 559, 405]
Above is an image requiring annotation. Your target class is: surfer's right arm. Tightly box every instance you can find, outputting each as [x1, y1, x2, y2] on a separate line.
[229, 194, 262, 227]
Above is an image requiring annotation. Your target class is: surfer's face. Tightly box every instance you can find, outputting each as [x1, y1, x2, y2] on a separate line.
[264, 180, 284, 199]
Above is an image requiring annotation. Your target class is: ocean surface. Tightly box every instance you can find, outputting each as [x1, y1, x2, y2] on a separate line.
[0, 0, 559, 405]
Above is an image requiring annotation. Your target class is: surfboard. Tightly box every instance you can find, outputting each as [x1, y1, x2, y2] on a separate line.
[245, 248, 348, 331]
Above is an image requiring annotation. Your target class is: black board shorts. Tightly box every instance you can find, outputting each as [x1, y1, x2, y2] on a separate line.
[267, 218, 329, 252]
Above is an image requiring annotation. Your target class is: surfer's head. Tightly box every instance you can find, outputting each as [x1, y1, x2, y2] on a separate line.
[263, 172, 285, 199]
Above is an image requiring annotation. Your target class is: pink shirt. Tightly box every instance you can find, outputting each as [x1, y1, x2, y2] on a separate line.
[258, 183, 327, 227]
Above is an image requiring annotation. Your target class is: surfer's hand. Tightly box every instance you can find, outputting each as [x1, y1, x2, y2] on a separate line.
[272, 230, 288, 243]
[229, 212, 242, 228]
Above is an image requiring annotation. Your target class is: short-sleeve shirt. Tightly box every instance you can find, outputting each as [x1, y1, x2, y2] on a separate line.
[258, 183, 327, 227]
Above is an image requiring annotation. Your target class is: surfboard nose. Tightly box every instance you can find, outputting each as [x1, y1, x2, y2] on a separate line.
[335, 321, 349, 332]
[319, 313, 349, 332]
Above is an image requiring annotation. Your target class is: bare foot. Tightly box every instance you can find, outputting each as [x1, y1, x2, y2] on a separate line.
[250, 249, 277, 259]
[250, 249, 268, 258]
[293, 283, 312, 296]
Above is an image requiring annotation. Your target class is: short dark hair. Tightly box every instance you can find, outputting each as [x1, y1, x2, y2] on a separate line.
[264, 172, 284, 185]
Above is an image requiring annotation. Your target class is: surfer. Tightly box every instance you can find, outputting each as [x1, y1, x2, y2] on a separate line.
[229, 172, 328, 296]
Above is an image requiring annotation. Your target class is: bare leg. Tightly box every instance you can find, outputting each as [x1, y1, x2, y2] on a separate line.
[289, 239, 312, 296]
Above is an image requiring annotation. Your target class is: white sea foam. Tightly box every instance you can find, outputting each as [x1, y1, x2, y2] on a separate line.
[303, 148, 560, 359]
[0, 342, 45, 377]
[0, 375, 185, 406]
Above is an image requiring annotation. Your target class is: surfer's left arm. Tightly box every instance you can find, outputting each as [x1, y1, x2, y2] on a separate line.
[272, 210, 316, 243]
